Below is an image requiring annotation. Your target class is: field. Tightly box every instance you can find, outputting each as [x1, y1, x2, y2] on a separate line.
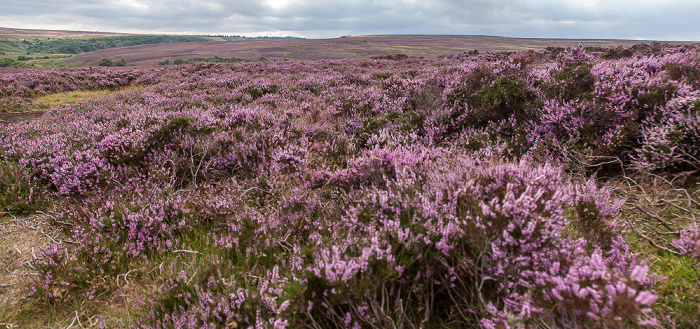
[65, 35, 682, 66]
[0, 27, 130, 68]
[0, 28, 210, 68]
[1, 42, 699, 328]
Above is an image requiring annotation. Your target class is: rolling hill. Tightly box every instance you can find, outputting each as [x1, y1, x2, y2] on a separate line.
[65, 34, 691, 66]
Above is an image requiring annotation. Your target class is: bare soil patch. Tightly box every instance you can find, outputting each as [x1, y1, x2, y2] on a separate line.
[0, 111, 44, 124]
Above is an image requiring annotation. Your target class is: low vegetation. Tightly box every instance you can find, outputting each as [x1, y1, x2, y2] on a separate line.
[158, 56, 274, 65]
[24, 35, 209, 54]
[0, 32, 209, 68]
[0, 43, 698, 328]
[0, 67, 156, 112]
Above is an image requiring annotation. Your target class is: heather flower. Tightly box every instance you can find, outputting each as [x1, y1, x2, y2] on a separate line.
[4, 43, 695, 328]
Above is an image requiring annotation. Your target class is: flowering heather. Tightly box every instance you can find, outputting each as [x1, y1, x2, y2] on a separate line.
[2, 43, 699, 328]
[0, 66, 162, 111]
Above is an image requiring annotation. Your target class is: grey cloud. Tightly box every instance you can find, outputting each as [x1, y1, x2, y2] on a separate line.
[1, 0, 698, 40]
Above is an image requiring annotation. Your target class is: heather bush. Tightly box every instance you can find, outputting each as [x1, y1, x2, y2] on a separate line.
[673, 226, 700, 266]
[28, 182, 197, 305]
[0, 161, 48, 214]
[28, 244, 82, 303]
[635, 96, 700, 170]
[6, 43, 700, 328]
[135, 150, 658, 328]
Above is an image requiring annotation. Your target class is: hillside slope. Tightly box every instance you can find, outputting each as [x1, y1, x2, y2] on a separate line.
[65, 34, 685, 65]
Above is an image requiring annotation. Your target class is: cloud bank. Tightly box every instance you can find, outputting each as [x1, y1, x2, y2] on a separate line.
[2, 0, 698, 40]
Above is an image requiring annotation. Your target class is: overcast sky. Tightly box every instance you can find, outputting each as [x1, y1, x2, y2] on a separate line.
[2, 0, 698, 40]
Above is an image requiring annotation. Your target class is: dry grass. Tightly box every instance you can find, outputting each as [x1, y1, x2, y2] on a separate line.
[0, 211, 64, 327]
[34, 86, 142, 109]
[0, 208, 155, 329]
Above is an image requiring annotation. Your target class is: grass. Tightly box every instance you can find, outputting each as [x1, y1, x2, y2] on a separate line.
[33, 86, 142, 108]
[2, 249, 159, 328]
[0, 212, 63, 328]
[0, 53, 76, 67]
[0, 217, 219, 328]
[628, 235, 700, 328]
[615, 172, 700, 328]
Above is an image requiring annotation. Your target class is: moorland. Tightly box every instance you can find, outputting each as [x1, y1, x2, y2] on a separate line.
[2, 27, 687, 67]
[0, 28, 699, 329]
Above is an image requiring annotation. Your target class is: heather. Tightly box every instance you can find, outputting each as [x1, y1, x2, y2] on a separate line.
[1, 44, 699, 328]
[0, 66, 159, 112]
[64, 35, 660, 66]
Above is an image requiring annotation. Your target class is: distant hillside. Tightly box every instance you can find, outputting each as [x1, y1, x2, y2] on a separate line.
[0, 27, 211, 67]
[25, 35, 210, 54]
[65, 34, 696, 66]
[194, 34, 305, 40]
[0, 27, 128, 38]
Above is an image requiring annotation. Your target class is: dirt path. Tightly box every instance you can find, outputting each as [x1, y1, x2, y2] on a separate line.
[0, 111, 45, 124]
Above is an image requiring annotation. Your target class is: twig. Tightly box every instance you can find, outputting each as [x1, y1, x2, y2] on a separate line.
[62, 311, 79, 329]
[116, 268, 143, 288]
[172, 249, 202, 255]
[624, 214, 680, 255]
[147, 262, 164, 275]
[633, 204, 680, 233]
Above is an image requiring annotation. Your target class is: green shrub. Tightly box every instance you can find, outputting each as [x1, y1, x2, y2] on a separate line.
[541, 64, 596, 101]
[663, 63, 700, 88]
[0, 58, 18, 67]
[115, 58, 126, 67]
[159, 59, 170, 65]
[602, 46, 634, 59]
[474, 76, 537, 126]
[173, 58, 185, 65]
[188, 56, 246, 63]
[98, 58, 113, 67]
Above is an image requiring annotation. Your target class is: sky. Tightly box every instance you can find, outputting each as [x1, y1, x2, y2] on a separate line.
[2, 0, 699, 40]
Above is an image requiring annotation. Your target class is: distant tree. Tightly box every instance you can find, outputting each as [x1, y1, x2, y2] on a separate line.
[259, 56, 267, 61]
[98, 58, 113, 67]
[116, 59, 126, 67]
[158, 59, 170, 65]
[0, 51, 5, 55]
[173, 58, 185, 65]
